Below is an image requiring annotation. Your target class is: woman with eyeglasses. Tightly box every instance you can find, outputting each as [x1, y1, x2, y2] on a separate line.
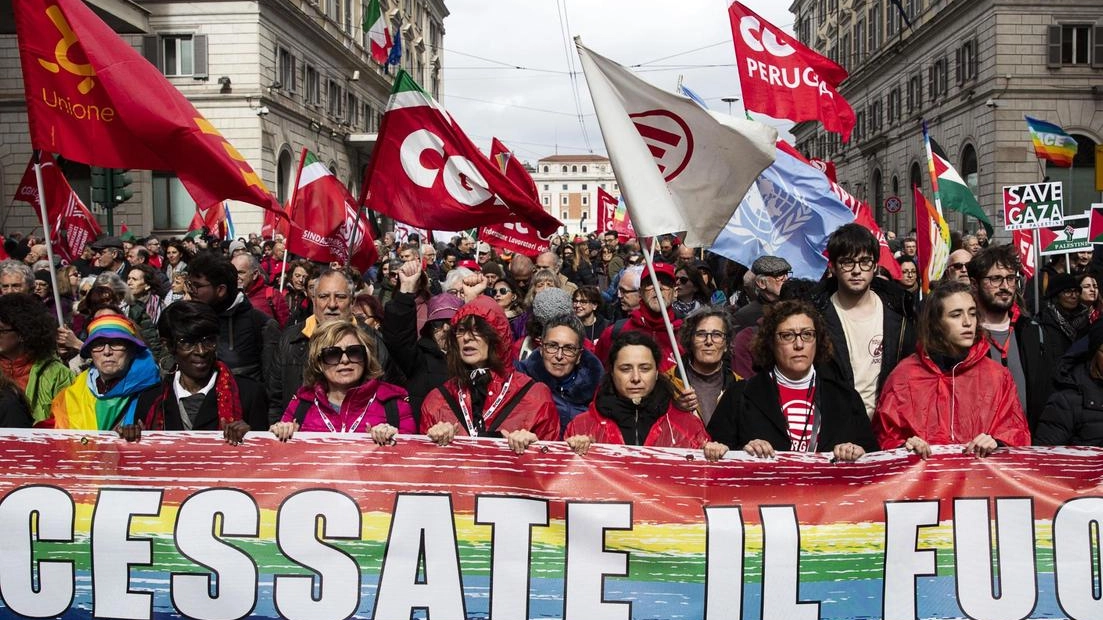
[120, 301, 265, 443]
[671, 267, 709, 319]
[873, 281, 1030, 458]
[670, 307, 741, 427]
[491, 275, 529, 342]
[420, 296, 559, 453]
[518, 314, 604, 433]
[708, 300, 877, 462]
[270, 319, 414, 444]
[572, 285, 609, 342]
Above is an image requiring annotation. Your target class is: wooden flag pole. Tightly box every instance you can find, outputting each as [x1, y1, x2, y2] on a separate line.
[32, 159, 65, 325]
[644, 237, 689, 387]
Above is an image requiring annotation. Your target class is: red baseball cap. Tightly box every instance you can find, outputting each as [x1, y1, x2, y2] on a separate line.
[642, 262, 676, 286]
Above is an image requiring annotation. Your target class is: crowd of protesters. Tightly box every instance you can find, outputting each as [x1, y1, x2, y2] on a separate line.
[0, 218, 1100, 460]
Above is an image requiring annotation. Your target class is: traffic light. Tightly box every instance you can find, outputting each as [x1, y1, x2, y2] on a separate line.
[111, 169, 134, 205]
[90, 167, 110, 205]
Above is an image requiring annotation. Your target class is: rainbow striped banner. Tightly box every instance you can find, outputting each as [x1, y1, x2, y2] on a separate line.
[1026, 115, 1079, 168]
[0, 431, 1100, 620]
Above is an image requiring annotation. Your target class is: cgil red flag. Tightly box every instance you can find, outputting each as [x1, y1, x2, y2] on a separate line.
[596, 186, 618, 235]
[13, 152, 102, 264]
[728, 2, 856, 141]
[288, 149, 377, 271]
[14, 0, 281, 215]
[478, 138, 552, 257]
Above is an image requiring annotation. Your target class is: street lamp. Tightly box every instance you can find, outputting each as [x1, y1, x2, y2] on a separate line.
[720, 96, 740, 116]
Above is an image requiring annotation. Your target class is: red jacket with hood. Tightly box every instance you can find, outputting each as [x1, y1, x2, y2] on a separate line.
[594, 305, 683, 372]
[873, 339, 1031, 449]
[565, 403, 710, 449]
[419, 296, 559, 440]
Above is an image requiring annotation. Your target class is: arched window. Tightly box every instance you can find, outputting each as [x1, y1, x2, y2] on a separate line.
[571, 165, 578, 172]
[909, 162, 923, 194]
[581, 165, 587, 173]
[562, 165, 568, 173]
[960, 144, 979, 195]
[543, 166, 549, 173]
[277, 149, 294, 205]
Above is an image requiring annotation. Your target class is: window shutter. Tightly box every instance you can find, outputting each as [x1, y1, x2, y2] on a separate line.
[192, 34, 209, 79]
[955, 47, 963, 84]
[1047, 25, 1062, 67]
[142, 35, 161, 70]
[1093, 26, 1103, 68]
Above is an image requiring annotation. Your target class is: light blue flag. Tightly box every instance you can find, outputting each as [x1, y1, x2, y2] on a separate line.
[676, 82, 709, 110]
[711, 146, 855, 280]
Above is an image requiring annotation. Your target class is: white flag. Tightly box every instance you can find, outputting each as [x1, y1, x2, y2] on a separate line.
[575, 39, 777, 247]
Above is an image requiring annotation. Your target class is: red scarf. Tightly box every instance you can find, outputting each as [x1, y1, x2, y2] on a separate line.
[145, 361, 243, 430]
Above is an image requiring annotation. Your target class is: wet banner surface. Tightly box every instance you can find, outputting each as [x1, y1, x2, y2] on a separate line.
[0, 431, 1100, 620]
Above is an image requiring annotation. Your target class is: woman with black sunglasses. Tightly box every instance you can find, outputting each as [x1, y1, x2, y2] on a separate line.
[270, 319, 414, 443]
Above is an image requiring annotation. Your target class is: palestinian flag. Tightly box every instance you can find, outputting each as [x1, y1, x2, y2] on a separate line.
[287, 148, 376, 271]
[924, 127, 993, 237]
[364, 0, 391, 65]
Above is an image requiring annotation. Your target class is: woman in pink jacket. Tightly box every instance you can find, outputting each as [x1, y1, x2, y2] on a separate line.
[873, 281, 1030, 457]
[271, 320, 414, 443]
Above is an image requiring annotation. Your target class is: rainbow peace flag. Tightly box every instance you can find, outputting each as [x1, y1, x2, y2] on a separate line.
[1025, 115, 1078, 167]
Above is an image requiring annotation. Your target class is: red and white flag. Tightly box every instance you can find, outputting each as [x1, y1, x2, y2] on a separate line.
[364, 0, 391, 65]
[289, 149, 377, 270]
[363, 71, 562, 235]
[189, 202, 230, 239]
[729, 1, 856, 141]
[478, 138, 553, 257]
[596, 186, 618, 234]
[13, 152, 102, 264]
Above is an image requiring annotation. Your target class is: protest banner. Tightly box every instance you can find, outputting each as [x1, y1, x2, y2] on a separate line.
[1038, 213, 1089, 256]
[1087, 204, 1103, 243]
[0, 431, 1100, 620]
[1003, 182, 1063, 231]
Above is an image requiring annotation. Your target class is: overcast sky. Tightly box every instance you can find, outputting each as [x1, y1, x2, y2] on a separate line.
[438, 0, 795, 165]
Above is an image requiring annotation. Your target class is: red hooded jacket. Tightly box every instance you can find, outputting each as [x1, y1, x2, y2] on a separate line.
[594, 304, 683, 372]
[565, 402, 711, 449]
[873, 339, 1031, 449]
[419, 296, 559, 440]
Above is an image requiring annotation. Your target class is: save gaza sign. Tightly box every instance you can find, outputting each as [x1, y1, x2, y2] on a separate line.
[1, 431, 1102, 620]
[1003, 181, 1063, 231]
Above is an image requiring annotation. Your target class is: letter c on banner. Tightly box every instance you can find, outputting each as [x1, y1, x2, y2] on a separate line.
[442, 155, 492, 206]
[0, 485, 75, 617]
[738, 16, 795, 57]
[400, 129, 445, 189]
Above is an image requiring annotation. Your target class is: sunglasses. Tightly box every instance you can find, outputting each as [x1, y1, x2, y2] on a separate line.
[320, 344, 367, 365]
[493, 287, 512, 296]
[676, 276, 690, 284]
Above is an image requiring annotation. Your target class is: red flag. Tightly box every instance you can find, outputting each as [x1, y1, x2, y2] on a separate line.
[478, 138, 553, 257]
[1012, 229, 1036, 280]
[596, 187, 618, 234]
[363, 71, 561, 235]
[728, 2, 856, 141]
[914, 185, 951, 293]
[809, 158, 837, 183]
[14, 0, 281, 215]
[189, 202, 230, 239]
[261, 203, 290, 240]
[287, 149, 377, 271]
[13, 152, 102, 264]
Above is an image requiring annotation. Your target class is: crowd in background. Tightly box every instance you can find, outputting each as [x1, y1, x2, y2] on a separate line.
[0, 219, 1099, 460]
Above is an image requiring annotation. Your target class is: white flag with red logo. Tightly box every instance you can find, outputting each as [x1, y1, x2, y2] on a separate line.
[729, 2, 856, 141]
[478, 138, 553, 257]
[576, 39, 776, 247]
[363, 71, 562, 236]
[13, 152, 102, 264]
[288, 148, 377, 270]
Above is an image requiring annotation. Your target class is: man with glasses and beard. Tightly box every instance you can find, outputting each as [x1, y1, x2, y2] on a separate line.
[967, 245, 1050, 432]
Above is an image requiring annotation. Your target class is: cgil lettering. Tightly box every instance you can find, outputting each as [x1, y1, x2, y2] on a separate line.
[744, 58, 834, 98]
[1, 487, 1102, 620]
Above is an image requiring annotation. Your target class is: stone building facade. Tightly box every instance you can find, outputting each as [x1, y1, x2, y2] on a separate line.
[0, 0, 447, 238]
[788, 0, 1102, 238]
[533, 154, 620, 235]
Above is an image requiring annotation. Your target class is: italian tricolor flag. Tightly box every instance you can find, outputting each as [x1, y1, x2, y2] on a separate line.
[364, 0, 391, 65]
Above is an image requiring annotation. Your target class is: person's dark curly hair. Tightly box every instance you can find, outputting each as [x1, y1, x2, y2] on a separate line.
[750, 299, 834, 370]
[0, 293, 60, 362]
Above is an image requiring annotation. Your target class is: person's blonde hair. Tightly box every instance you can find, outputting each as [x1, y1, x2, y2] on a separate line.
[303, 320, 382, 387]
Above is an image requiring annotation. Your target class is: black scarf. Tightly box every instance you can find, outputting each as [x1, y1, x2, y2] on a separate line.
[466, 368, 493, 435]
[593, 379, 672, 446]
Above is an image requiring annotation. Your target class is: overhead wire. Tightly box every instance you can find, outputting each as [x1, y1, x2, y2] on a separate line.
[555, 0, 594, 153]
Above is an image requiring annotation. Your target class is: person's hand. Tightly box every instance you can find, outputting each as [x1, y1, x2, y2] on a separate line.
[371, 423, 398, 446]
[397, 260, 422, 293]
[427, 421, 460, 446]
[223, 421, 249, 445]
[116, 421, 143, 443]
[702, 441, 728, 462]
[460, 273, 488, 301]
[57, 326, 82, 351]
[964, 433, 998, 458]
[743, 439, 776, 459]
[502, 429, 538, 454]
[565, 434, 593, 456]
[673, 387, 699, 412]
[270, 421, 299, 442]
[904, 436, 931, 459]
[831, 442, 865, 463]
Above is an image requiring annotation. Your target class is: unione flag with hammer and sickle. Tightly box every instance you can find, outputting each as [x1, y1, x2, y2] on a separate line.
[14, 0, 281, 216]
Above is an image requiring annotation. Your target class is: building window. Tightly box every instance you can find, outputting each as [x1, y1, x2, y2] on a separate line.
[581, 165, 587, 172]
[854, 19, 865, 64]
[562, 166, 568, 173]
[305, 66, 321, 106]
[562, 211, 569, 219]
[561, 196, 568, 206]
[543, 184, 549, 191]
[162, 36, 194, 76]
[1048, 24, 1098, 66]
[328, 79, 343, 119]
[855, 110, 867, 142]
[152, 172, 196, 230]
[961, 144, 979, 196]
[906, 73, 922, 113]
[581, 183, 588, 190]
[581, 211, 588, 220]
[327, 0, 341, 23]
[869, 99, 883, 134]
[562, 184, 567, 191]
[956, 40, 978, 84]
[868, 2, 882, 51]
[347, 94, 359, 127]
[910, 161, 923, 193]
[581, 196, 589, 206]
[543, 166, 549, 173]
[887, 87, 901, 124]
[278, 47, 297, 92]
[543, 196, 550, 206]
[928, 58, 948, 101]
[571, 165, 578, 173]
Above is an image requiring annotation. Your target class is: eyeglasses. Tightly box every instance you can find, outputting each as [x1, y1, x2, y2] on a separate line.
[693, 330, 727, 342]
[981, 274, 1018, 288]
[1059, 288, 1081, 296]
[453, 326, 484, 340]
[835, 257, 875, 272]
[617, 287, 639, 296]
[572, 298, 595, 305]
[492, 287, 512, 296]
[542, 342, 582, 358]
[776, 330, 817, 344]
[948, 262, 969, 272]
[320, 344, 367, 366]
[676, 276, 691, 284]
[176, 335, 218, 354]
[765, 271, 793, 280]
[89, 340, 130, 353]
[185, 280, 213, 294]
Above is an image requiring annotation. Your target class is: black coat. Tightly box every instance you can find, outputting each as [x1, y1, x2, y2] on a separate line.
[707, 369, 879, 454]
[0, 386, 33, 428]
[135, 374, 268, 432]
[1034, 353, 1103, 447]
[382, 292, 448, 423]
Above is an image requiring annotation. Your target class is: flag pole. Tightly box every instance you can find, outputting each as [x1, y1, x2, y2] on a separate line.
[1033, 227, 1041, 317]
[644, 237, 689, 388]
[32, 159, 65, 325]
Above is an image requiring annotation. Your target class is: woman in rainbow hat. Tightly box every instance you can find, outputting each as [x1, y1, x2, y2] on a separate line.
[48, 314, 161, 430]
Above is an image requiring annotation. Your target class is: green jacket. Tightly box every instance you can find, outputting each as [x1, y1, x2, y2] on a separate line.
[26, 358, 75, 424]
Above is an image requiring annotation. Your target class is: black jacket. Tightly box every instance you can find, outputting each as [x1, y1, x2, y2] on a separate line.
[1034, 352, 1103, 447]
[135, 374, 268, 432]
[216, 295, 279, 385]
[707, 368, 879, 453]
[382, 292, 448, 422]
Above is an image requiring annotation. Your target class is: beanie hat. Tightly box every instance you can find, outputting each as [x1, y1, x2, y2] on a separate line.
[1046, 273, 1079, 299]
[532, 288, 573, 323]
[80, 314, 147, 357]
[480, 261, 504, 279]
